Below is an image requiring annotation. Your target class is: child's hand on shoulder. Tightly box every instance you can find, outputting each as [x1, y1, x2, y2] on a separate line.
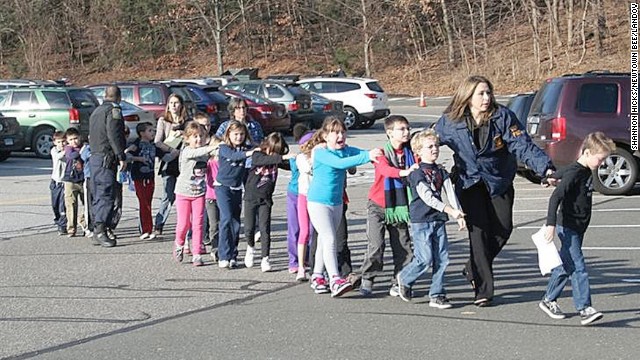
[368, 148, 383, 162]
[246, 149, 256, 157]
[399, 163, 420, 177]
[283, 152, 297, 160]
[457, 218, 467, 231]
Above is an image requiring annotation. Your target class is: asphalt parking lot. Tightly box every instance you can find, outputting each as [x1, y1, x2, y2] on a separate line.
[0, 98, 639, 359]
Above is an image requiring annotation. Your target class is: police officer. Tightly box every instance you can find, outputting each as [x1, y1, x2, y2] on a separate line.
[89, 85, 127, 247]
[434, 75, 555, 307]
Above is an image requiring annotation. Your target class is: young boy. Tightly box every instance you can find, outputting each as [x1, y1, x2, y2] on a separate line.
[125, 122, 157, 240]
[50, 131, 67, 235]
[62, 128, 86, 237]
[358, 115, 418, 296]
[396, 129, 466, 308]
[538, 131, 615, 325]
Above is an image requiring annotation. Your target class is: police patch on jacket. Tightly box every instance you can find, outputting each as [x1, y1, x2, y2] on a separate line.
[493, 134, 504, 149]
[112, 106, 122, 120]
[509, 125, 523, 137]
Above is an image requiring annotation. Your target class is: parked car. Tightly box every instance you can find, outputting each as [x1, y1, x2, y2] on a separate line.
[297, 77, 390, 129]
[222, 80, 313, 129]
[0, 87, 99, 158]
[0, 114, 25, 162]
[309, 93, 344, 128]
[0, 79, 61, 89]
[220, 89, 290, 134]
[506, 92, 539, 183]
[119, 100, 156, 142]
[527, 71, 636, 195]
[87, 82, 197, 119]
[189, 85, 230, 131]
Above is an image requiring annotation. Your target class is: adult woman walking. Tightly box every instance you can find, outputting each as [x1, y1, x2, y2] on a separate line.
[216, 98, 264, 146]
[154, 93, 189, 235]
[434, 75, 554, 307]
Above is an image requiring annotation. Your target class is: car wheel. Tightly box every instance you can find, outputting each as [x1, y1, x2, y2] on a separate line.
[517, 169, 542, 184]
[343, 106, 360, 129]
[359, 119, 375, 129]
[593, 147, 639, 195]
[33, 127, 55, 159]
[0, 151, 10, 162]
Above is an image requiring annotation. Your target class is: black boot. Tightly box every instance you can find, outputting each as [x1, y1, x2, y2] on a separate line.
[93, 223, 116, 248]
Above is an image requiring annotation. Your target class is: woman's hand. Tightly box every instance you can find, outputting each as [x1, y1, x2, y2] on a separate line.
[544, 225, 555, 243]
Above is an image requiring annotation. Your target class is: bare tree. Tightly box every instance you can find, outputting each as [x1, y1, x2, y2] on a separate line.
[441, 0, 456, 66]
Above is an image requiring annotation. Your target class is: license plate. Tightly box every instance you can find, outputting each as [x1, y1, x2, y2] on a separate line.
[4, 138, 14, 146]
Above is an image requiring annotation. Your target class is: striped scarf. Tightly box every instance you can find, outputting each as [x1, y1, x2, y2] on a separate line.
[383, 142, 415, 224]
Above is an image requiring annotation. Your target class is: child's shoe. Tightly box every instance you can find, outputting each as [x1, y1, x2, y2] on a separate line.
[359, 279, 373, 296]
[310, 275, 329, 294]
[218, 260, 230, 269]
[330, 276, 352, 298]
[244, 245, 255, 268]
[139, 233, 151, 240]
[539, 299, 566, 319]
[288, 267, 298, 274]
[396, 275, 411, 302]
[67, 228, 76, 238]
[261, 257, 272, 272]
[229, 259, 238, 269]
[579, 306, 603, 325]
[429, 295, 453, 309]
[210, 249, 218, 263]
[192, 255, 204, 267]
[172, 246, 184, 263]
[84, 229, 93, 238]
[296, 269, 307, 282]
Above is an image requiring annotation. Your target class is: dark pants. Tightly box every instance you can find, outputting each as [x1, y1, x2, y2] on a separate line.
[215, 185, 242, 262]
[309, 203, 352, 277]
[50, 180, 67, 230]
[205, 199, 219, 250]
[360, 200, 412, 285]
[459, 182, 514, 301]
[244, 197, 273, 258]
[89, 155, 117, 230]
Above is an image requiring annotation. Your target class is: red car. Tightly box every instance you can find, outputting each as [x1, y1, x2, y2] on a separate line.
[221, 89, 290, 133]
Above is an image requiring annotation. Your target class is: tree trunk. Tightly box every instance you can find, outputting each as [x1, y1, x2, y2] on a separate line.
[545, 0, 563, 46]
[566, 0, 574, 46]
[480, 0, 488, 63]
[576, 0, 589, 65]
[593, 0, 606, 55]
[361, 0, 371, 77]
[466, 0, 478, 66]
[441, 0, 456, 65]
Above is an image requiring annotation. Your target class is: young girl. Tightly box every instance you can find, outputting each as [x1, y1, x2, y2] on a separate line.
[215, 121, 254, 269]
[294, 130, 318, 281]
[205, 136, 222, 262]
[171, 122, 218, 267]
[307, 116, 382, 297]
[243, 133, 296, 272]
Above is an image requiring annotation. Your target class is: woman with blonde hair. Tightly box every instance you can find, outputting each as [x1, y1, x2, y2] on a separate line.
[434, 75, 555, 307]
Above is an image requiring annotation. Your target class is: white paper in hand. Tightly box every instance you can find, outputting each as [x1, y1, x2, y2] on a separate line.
[531, 226, 563, 275]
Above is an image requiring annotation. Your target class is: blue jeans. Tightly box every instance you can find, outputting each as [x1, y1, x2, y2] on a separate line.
[155, 175, 176, 230]
[215, 185, 242, 262]
[544, 225, 591, 311]
[398, 221, 449, 298]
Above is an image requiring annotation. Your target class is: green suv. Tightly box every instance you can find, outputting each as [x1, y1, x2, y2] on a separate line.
[0, 87, 99, 158]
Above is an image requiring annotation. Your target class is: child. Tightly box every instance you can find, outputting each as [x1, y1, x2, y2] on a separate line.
[62, 128, 86, 237]
[80, 142, 93, 238]
[294, 130, 317, 281]
[205, 136, 223, 262]
[171, 122, 218, 266]
[244, 132, 296, 272]
[50, 131, 67, 235]
[359, 115, 417, 296]
[396, 129, 466, 308]
[215, 120, 254, 269]
[538, 131, 615, 325]
[307, 116, 382, 297]
[126, 122, 158, 240]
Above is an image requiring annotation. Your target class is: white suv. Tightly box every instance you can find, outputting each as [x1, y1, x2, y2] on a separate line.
[297, 77, 390, 129]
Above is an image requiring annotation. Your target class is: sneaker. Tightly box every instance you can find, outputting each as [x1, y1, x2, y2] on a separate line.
[396, 275, 411, 302]
[347, 273, 362, 289]
[261, 257, 272, 272]
[139, 233, 150, 240]
[172, 246, 184, 263]
[67, 231, 76, 238]
[539, 299, 566, 319]
[310, 276, 329, 294]
[244, 245, 255, 268]
[218, 260, 230, 269]
[154, 228, 163, 236]
[148, 233, 156, 240]
[255, 231, 261, 243]
[359, 279, 373, 296]
[210, 250, 218, 263]
[296, 269, 307, 282]
[330, 277, 352, 298]
[192, 255, 204, 267]
[84, 230, 93, 238]
[389, 284, 399, 297]
[288, 267, 298, 274]
[106, 228, 117, 241]
[474, 298, 492, 307]
[429, 296, 453, 309]
[579, 306, 603, 325]
[229, 259, 238, 269]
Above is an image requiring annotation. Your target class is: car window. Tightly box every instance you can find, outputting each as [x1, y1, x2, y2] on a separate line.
[120, 87, 134, 103]
[224, 83, 243, 91]
[265, 84, 285, 98]
[0, 91, 9, 107]
[304, 82, 331, 93]
[42, 91, 71, 109]
[577, 83, 618, 113]
[139, 86, 164, 105]
[68, 89, 99, 108]
[287, 86, 309, 96]
[242, 83, 261, 96]
[530, 81, 563, 115]
[90, 87, 106, 102]
[366, 81, 384, 92]
[334, 82, 360, 93]
[10, 91, 40, 109]
[188, 88, 203, 102]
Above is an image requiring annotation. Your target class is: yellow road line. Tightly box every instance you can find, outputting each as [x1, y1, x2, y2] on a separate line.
[0, 196, 49, 206]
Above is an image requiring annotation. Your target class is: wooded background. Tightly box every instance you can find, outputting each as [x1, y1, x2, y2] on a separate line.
[0, 0, 629, 95]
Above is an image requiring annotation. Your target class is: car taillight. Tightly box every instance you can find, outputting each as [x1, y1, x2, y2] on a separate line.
[364, 93, 377, 99]
[323, 103, 332, 112]
[124, 114, 140, 122]
[206, 104, 217, 114]
[69, 108, 80, 125]
[288, 102, 299, 112]
[551, 117, 566, 140]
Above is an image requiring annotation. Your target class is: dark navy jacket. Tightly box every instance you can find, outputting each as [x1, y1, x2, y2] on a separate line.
[434, 105, 553, 197]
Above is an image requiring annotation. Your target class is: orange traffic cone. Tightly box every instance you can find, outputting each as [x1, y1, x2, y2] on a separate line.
[419, 91, 426, 107]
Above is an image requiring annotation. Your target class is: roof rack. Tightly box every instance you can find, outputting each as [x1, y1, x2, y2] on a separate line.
[561, 70, 630, 77]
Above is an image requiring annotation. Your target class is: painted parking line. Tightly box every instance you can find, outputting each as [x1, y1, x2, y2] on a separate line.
[0, 196, 49, 206]
[514, 208, 640, 213]
[515, 195, 629, 200]
[621, 279, 640, 282]
[518, 225, 640, 229]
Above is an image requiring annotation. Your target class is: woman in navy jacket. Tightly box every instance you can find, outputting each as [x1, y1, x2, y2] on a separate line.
[434, 75, 554, 307]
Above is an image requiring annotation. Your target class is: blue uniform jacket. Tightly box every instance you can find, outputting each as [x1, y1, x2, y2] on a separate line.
[434, 105, 553, 198]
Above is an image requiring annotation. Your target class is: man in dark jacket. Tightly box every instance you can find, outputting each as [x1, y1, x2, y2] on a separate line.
[88, 85, 127, 247]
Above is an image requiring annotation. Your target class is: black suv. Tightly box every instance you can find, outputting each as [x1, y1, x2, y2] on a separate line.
[527, 71, 636, 195]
